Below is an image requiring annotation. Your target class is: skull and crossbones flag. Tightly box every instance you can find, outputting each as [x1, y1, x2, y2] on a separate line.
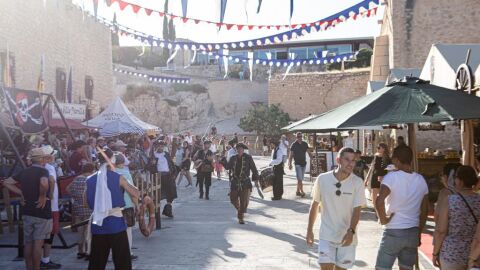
[2, 87, 48, 134]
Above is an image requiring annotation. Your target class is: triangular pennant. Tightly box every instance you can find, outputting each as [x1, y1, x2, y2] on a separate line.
[181, 0, 188, 18]
[144, 8, 153, 16]
[159, 12, 165, 17]
[131, 4, 141, 13]
[257, 26, 263, 30]
[237, 25, 244, 30]
[248, 25, 255, 30]
[194, 19, 200, 24]
[182, 17, 189, 23]
[226, 24, 234, 30]
[118, 0, 129, 11]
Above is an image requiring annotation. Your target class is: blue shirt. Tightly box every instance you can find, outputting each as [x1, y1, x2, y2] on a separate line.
[86, 170, 127, 235]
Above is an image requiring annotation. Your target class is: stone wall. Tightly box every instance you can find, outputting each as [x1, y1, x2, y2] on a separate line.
[268, 69, 370, 120]
[382, 0, 480, 69]
[0, 0, 114, 111]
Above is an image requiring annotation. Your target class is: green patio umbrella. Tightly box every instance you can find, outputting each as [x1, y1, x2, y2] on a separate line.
[291, 78, 480, 131]
[290, 77, 480, 169]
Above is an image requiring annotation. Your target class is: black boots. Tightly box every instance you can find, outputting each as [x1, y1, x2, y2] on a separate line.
[162, 204, 173, 218]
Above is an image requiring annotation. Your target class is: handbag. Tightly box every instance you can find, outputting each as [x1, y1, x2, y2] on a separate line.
[122, 207, 136, 227]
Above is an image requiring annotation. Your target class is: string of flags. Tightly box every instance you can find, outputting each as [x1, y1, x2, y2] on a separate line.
[85, 0, 379, 52]
[113, 67, 191, 84]
[105, 0, 378, 31]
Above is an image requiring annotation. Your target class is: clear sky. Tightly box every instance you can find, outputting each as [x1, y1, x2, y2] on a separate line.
[73, 0, 383, 46]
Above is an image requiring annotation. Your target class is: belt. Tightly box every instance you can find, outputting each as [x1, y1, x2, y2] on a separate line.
[86, 207, 124, 243]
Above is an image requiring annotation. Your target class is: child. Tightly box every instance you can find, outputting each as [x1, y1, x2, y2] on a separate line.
[215, 153, 224, 180]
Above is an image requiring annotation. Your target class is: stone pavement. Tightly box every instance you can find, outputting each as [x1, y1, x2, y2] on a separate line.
[0, 156, 436, 270]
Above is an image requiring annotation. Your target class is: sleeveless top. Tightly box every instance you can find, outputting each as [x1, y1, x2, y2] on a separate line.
[440, 193, 480, 265]
[86, 170, 127, 235]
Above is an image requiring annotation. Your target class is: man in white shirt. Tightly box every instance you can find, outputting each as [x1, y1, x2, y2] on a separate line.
[375, 146, 429, 270]
[41, 145, 62, 269]
[307, 147, 366, 270]
[154, 141, 177, 218]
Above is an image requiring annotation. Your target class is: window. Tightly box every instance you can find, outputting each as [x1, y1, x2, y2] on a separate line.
[56, 68, 66, 102]
[276, 51, 288, 60]
[289, 48, 308, 59]
[85, 76, 94, 100]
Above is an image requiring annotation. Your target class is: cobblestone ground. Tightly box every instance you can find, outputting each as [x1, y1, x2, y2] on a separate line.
[0, 156, 435, 270]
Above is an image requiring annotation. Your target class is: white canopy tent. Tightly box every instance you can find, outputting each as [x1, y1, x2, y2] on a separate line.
[83, 96, 160, 134]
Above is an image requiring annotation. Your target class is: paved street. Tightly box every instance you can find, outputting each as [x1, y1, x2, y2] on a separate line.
[0, 156, 435, 270]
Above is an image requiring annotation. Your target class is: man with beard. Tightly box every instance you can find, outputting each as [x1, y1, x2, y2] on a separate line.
[226, 143, 259, 224]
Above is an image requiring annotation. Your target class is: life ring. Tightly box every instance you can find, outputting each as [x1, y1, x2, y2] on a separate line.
[138, 196, 156, 237]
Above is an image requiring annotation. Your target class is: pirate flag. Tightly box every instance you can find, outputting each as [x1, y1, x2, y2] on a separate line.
[2, 87, 48, 134]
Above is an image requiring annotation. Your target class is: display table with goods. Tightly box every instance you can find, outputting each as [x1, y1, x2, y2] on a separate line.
[417, 149, 461, 204]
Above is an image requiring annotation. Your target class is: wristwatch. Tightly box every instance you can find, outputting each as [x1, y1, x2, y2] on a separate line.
[347, 228, 355, 234]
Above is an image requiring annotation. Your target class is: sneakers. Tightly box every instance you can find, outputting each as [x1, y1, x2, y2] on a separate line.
[40, 261, 61, 269]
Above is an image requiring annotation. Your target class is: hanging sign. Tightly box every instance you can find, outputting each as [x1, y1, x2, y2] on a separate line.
[52, 103, 86, 120]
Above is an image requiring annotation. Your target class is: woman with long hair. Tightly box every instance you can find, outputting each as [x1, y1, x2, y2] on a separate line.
[366, 143, 391, 209]
[434, 166, 480, 269]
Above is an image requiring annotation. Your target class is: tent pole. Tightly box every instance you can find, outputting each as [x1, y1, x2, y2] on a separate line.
[357, 129, 360, 151]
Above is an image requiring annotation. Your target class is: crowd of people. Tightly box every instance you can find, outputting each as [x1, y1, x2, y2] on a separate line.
[2, 127, 480, 270]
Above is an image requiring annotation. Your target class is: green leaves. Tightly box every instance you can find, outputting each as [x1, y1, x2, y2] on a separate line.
[239, 104, 290, 136]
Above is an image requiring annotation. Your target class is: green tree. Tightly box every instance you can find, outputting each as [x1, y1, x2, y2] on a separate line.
[239, 104, 290, 136]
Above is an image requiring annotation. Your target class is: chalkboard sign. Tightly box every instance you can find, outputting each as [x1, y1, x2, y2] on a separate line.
[310, 153, 327, 178]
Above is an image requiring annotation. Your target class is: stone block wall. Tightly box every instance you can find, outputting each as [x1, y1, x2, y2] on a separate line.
[0, 0, 114, 110]
[382, 0, 480, 69]
[268, 69, 370, 120]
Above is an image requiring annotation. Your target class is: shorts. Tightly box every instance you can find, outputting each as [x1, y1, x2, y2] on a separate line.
[295, 165, 306, 181]
[317, 239, 356, 269]
[375, 227, 419, 270]
[23, 215, 53, 244]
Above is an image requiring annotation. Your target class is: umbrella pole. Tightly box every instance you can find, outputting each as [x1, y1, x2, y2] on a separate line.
[407, 123, 418, 171]
[330, 132, 334, 170]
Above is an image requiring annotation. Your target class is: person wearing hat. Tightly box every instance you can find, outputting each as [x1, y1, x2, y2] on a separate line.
[114, 140, 130, 166]
[86, 148, 139, 270]
[193, 140, 214, 199]
[2, 148, 53, 270]
[226, 142, 259, 224]
[153, 140, 177, 218]
[40, 145, 62, 269]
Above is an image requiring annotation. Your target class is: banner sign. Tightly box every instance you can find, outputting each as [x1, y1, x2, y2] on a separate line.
[2, 87, 48, 134]
[52, 102, 86, 120]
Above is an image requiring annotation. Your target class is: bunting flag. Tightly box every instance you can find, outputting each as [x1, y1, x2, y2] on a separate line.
[282, 52, 295, 80]
[248, 51, 254, 81]
[181, 0, 188, 18]
[256, 0, 263, 13]
[3, 44, 12, 87]
[222, 49, 229, 79]
[85, 1, 379, 52]
[37, 55, 45, 92]
[220, 0, 228, 27]
[113, 67, 191, 84]
[66, 66, 73, 103]
[166, 48, 180, 64]
[105, 0, 379, 31]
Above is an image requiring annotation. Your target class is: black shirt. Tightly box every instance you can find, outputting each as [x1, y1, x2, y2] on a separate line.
[290, 141, 309, 166]
[13, 165, 51, 219]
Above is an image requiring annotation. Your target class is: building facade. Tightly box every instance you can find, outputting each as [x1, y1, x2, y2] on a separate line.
[0, 0, 114, 117]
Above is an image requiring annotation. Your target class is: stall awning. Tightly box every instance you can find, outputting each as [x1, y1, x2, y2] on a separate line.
[47, 119, 89, 130]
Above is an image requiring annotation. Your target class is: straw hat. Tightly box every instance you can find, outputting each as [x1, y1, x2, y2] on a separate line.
[41, 145, 58, 157]
[28, 148, 47, 159]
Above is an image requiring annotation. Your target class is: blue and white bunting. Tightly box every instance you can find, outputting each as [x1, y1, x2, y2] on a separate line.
[113, 67, 191, 84]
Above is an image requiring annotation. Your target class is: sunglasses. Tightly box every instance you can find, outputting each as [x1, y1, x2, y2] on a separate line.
[335, 182, 342, 196]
